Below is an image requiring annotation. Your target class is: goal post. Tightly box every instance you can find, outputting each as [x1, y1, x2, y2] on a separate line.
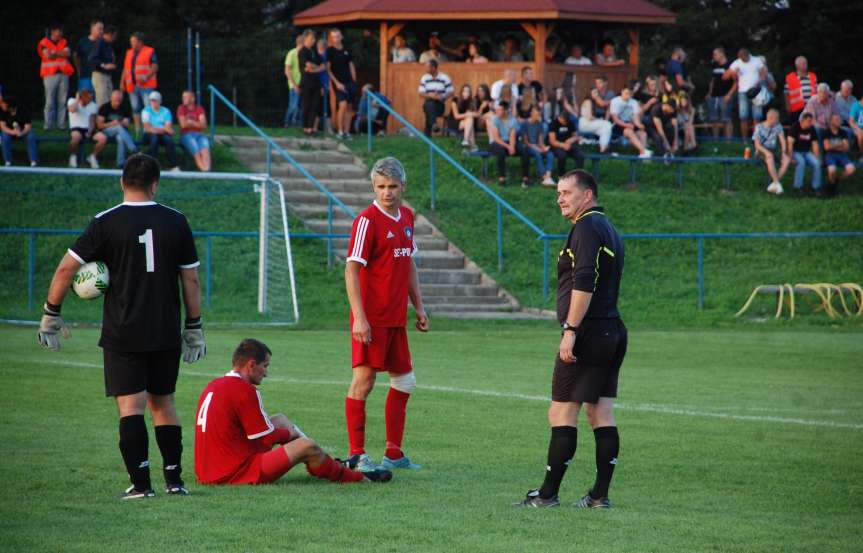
[257, 177, 300, 323]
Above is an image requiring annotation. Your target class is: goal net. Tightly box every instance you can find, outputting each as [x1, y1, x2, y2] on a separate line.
[257, 177, 299, 323]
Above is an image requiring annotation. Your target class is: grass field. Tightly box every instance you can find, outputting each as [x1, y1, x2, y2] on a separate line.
[1, 325, 861, 552]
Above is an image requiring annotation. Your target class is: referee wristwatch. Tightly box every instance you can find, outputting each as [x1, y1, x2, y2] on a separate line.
[561, 322, 578, 335]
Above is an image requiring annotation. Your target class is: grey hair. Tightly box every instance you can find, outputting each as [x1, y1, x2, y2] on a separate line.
[795, 55, 807, 65]
[370, 157, 407, 184]
[841, 79, 853, 88]
[817, 82, 830, 93]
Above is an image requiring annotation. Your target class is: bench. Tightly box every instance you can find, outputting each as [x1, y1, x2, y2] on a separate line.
[30, 135, 190, 167]
[583, 152, 761, 189]
[735, 283, 863, 319]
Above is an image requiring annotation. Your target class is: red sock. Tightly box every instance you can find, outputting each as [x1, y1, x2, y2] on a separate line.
[385, 387, 410, 459]
[345, 397, 366, 456]
[306, 455, 365, 483]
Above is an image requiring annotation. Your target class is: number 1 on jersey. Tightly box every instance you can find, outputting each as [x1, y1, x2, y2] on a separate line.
[197, 391, 213, 432]
[138, 229, 155, 272]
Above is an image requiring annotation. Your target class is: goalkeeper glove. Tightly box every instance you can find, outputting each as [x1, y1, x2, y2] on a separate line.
[181, 316, 206, 364]
[37, 302, 70, 351]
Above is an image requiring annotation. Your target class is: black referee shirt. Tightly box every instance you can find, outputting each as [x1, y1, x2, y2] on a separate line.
[69, 201, 199, 352]
[556, 207, 624, 323]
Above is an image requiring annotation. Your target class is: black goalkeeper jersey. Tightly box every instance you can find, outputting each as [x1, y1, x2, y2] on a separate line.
[556, 207, 624, 323]
[69, 200, 199, 352]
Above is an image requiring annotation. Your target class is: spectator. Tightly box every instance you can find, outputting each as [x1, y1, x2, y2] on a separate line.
[595, 42, 624, 66]
[391, 35, 416, 63]
[589, 76, 615, 119]
[178, 90, 211, 172]
[833, 80, 857, 123]
[141, 91, 179, 171]
[487, 101, 524, 185]
[298, 30, 325, 136]
[466, 43, 488, 64]
[753, 108, 790, 195]
[783, 56, 817, 123]
[96, 89, 136, 168]
[822, 113, 855, 195]
[579, 89, 613, 154]
[38, 23, 73, 131]
[0, 96, 38, 167]
[497, 36, 524, 62]
[450, 84, 479, 151]
[284, 34, 303, 128]
[706, 47, 736, 138]
[545, 86, 578, 126]
[802, 83, 838, 133]
[91, 25, 116, 107]
[315, 38, 330, 133]
[355, 84, 390, 135]
[419, 33, 452, 63]
[521, 106, 555, 186]
[327, 29, 358, 140]
[491, 70, 520, 107]
[418, 59, 453, 136]
[518, 67, 543, 103]
[648, 98, 678, 157]
[634, 75, 660, 128]
[726, 48, 766, 139]
[548, 109, 584, 179]
[609, 84, 651, 158]
[666, 47, 695, 93]
[475, 84, 492, 129]
[676, 93, 697, 152]
[754, 56, 777, 110]
[848, 95, 863, 154]
[564, 45, 592, 66]
[67, 89, 106, 168]
[786, 112, 822, 196]
[74, 20, 103, 94]
[121, 32, 159, 136]
[515, 87, 537, 129]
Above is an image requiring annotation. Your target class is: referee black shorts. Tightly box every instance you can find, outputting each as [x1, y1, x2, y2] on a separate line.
[103, 349, 181, 397]
[551, 318, 627, 404]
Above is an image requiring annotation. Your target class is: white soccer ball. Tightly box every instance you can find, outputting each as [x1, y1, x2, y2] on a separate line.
[72, 261, 110, 300]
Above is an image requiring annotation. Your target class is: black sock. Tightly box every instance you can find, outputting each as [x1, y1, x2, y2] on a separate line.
[590, 426, 619, 499]
[119, 415, 151, 491]
[155, 425, 183, 486]
[538, 426, 577, 499]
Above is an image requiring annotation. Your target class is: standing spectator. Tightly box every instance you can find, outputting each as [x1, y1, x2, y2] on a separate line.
[706, 47, 736, 138]
[518, 67, 543, 104]
[491, 70, 520, 107]
[726, 48, 766, 140]
[497, 36, 524, 62]
[38, 24, 74, 131]
[417, 59, 453, 137]
[521, 106, 555, 186]
[595, 42, 624, 67]
[786, 113, 822, 196]
[391, 35, 416, 63]
[564, 45, 592, 66]
[315, 38, 330, 133]
[97, 90, 137, 168]
[67, 89, 106, 169]
[487, 102, 524, 185]
[141, 91, 179, 172]
[822, 114, 855, 196]
[91, 26, 116, 107]
[548, 109, 584, 179]
[177, 90, 211, 172]
[666, 47, 695, 93]
[74, 20, 103, 94]
[284, 35, 303, 128]
[450, 84, 479, 150]
[327, 29, 358, 140]
[121, 32, 159, 136]
[783, 56, 817, 123]
[833, 80, 857, 124]
[648, 98, 678, 157]
[802, 83, 838, 133]
[465, 43, 488, 64]
[590, 77, 615, 120]
[355, 84, 390, 135]
[848, 96, 863, 154]
[578, 91, 613, 154]
[0, 96, 39, 167]
[753, 108, 790, 195]
[609, 84, 651, 158]
[298, 30, 325, 136]
[677, 93, 697, 152]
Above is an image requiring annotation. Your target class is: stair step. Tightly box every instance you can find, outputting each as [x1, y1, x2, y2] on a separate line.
[414, 251, 464, 270]
[284, 190, 373, 207]
[305, 219, 433, 235]
[250, 163, 367, 180]
[419, 284, 499, 296]
[422, 295, 512, 306]
[417, 269, 481, 285]
[231, 148, 355, 164]
[218, 135, 341, 150]
[281, 178, 371, 194]
[292, 204, 355, 220]
[428, 303, 518, 313]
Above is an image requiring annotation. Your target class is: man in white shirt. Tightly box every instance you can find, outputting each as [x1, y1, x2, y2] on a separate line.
[726, 48, 766, 138]
[391, 35, 416, 63]
[564, 45, 592, 66]
[67, 89, 107, 168]
[491, 70, 520, 107]
[609, 85, 651, 158]
[418, 60, 453, 136]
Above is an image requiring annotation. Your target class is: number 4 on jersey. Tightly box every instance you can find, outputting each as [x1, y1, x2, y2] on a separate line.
[197, 391, 213, 432]
[138, 228, 155, 272]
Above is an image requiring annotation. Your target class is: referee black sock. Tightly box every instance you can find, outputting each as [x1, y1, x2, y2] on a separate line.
[119, 415, 151, 491]
[155, 425, 183, 486]
[538, 426, 577, 499]
[590, 426, 619, 499]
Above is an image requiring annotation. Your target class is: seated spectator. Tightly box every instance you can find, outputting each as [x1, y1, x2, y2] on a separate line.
[753, 108, 790, 195]
[609, 84, 651, 159]
[391, 35, 416, 63]
[706, 47, 736, 138]
[516, 88, 537, 126]
[822, 113, 855, 196]
[634, 76, 660, 128]
[474, 84, 492, 129]
[648, 98, 678, 156]
[676, 92, 697, 152]
[833, 80, 857, 124]
[589, 76, 615, 119]
[487, 101, 524, 185]
[0, 96, 38, 166]
[97, 89, 137, 168]
[595, 42, 624, 66]
[578, 93, 613, 154]
[141, 91, 179, 171]
[803, 83, 839, 134]
[544, 86, 578, 126]
[726, 48, 766, 139]
[521, 106, 554, 187]
[355, 84, 390, 135]
[418, 59, 453, 136]
[67, 89, 106, 168]
[177, 90, 211, 172]
[666, 47, 695, 93]
[564, 45, 592, 66]
[497, 36, 524, 62]
[848, 95, 863, 154]
[466, 43, 488, 64]
[450, 84, 479, 150]
[786, 112, 822, 196]
[548, 109, 584, 179]
[518, 67, 543, 104]
[491, 70, 520, 108]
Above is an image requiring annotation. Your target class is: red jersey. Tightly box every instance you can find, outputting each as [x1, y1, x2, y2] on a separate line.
[346, 201, 417, 327]
[194, 371, 275, 484]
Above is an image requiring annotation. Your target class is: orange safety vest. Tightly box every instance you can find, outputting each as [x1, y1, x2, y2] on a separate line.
[37, 38, 74, 77]
[785, 71, 817, 112]
[122, 45, 157, 92]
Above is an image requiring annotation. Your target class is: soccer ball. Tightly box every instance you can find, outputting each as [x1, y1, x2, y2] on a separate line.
[72, 261, 109, 299]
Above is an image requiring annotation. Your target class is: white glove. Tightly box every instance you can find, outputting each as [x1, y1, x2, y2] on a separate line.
[37, 303, 70, 351]
[181, 317, 206, 363]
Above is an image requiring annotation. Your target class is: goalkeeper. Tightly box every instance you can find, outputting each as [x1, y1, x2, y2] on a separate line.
[37, 153, 205, 500]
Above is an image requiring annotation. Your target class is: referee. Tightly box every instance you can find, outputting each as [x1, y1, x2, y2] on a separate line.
[516, 169, 627, 509]
[38, 153, 206, 499]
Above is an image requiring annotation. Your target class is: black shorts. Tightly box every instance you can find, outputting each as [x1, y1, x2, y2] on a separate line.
[334, 81, 358, 104]
[103, 348, 181, 397]
[551, 318, 627, 404]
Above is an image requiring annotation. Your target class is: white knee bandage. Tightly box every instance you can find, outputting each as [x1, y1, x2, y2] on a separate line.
[390, 371, 416, 394]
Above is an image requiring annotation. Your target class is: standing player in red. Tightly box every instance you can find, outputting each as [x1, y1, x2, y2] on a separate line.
[194, 338, 392, 485]
[344, 157, 429, 472]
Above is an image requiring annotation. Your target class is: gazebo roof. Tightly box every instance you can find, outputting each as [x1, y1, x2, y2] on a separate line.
[294, 0, 675, 26]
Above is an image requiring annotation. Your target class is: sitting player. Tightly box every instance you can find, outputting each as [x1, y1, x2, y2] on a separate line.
[194, 338, 392, 485]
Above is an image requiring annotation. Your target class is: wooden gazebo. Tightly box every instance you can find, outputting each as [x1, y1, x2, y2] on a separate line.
[294, 0, 675, 131]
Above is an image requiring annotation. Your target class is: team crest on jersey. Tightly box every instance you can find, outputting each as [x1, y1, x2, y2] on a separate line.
[404, 227, 412, 239]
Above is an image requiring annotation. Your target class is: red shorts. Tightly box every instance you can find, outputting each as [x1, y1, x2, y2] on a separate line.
[230, 447, 295, 485]
[351, 326, 412, 374]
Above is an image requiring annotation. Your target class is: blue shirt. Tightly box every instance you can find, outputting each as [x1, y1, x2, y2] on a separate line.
[489, 115, 519, 144]
[521, 121, 544, 145]
[850, 101, 863, 127]
[142, 106, 172, 129]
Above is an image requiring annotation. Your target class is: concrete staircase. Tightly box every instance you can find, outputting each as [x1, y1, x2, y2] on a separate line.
[219, 134, 540, 318]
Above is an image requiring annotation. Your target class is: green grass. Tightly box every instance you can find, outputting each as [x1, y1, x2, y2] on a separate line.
[0, 325, 861, 552]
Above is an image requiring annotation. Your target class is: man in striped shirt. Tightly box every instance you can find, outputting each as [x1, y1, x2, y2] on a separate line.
[418, 59, 453, 136]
